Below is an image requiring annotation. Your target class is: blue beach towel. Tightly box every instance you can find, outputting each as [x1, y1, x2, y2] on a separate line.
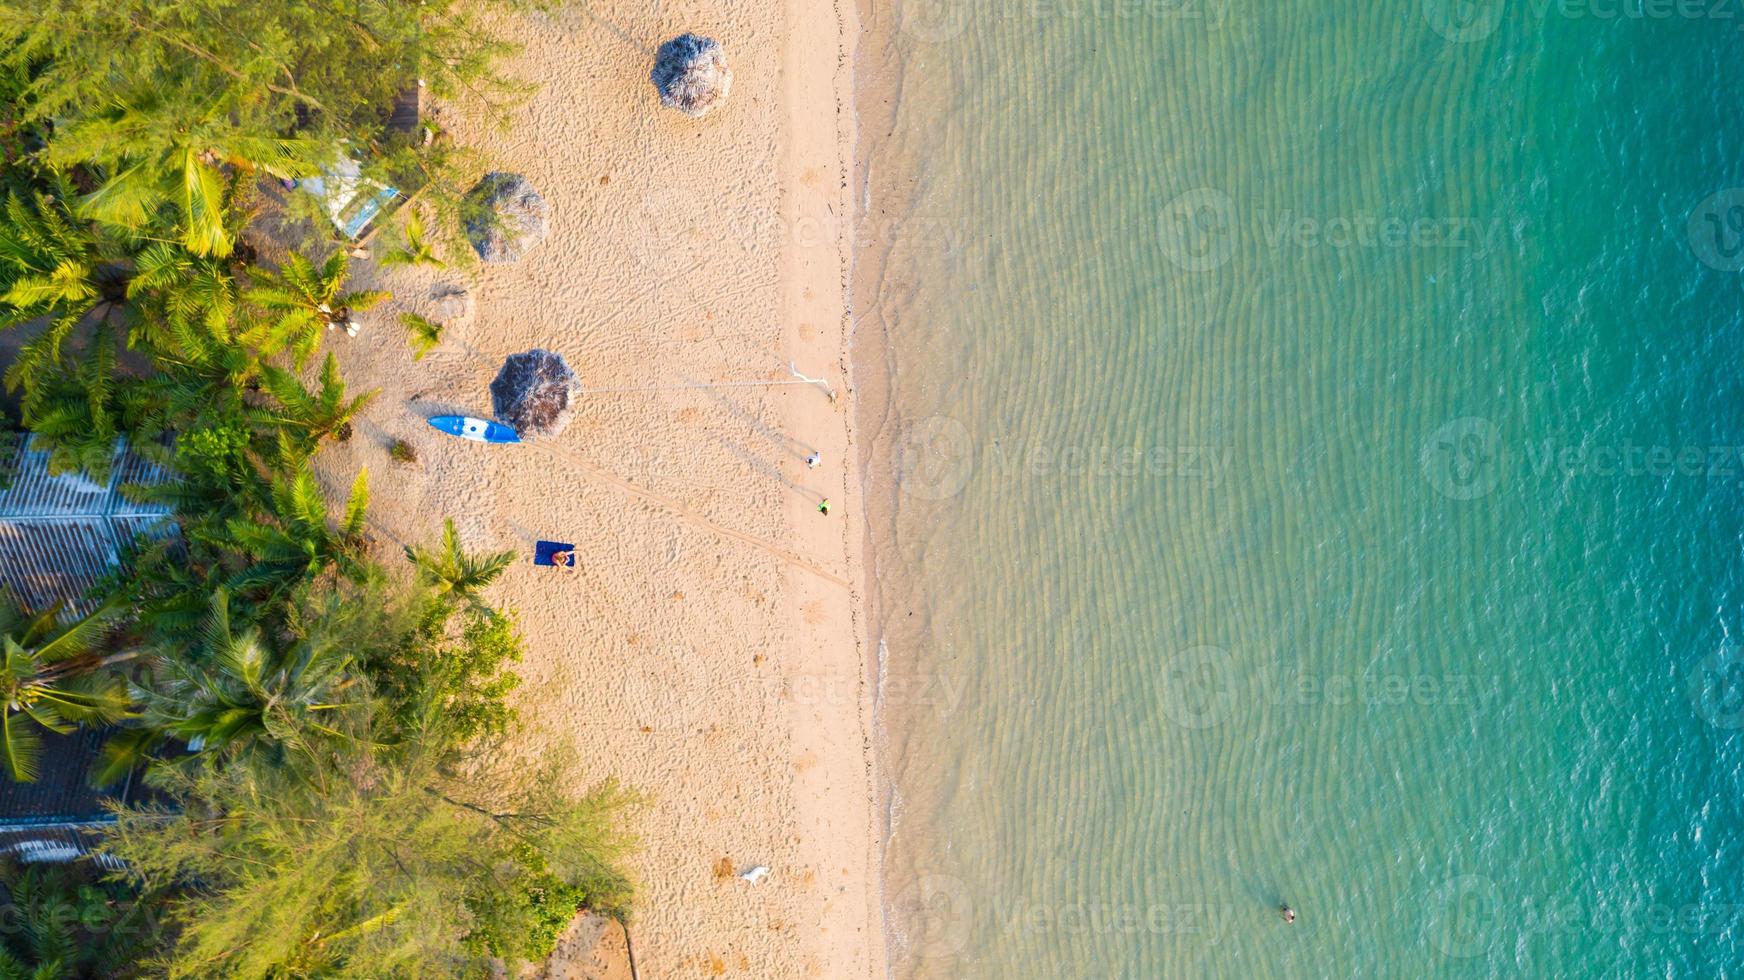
[534, 540, 575, 567]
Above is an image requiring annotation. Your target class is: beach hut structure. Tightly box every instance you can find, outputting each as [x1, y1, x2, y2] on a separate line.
[0, 726, 151, 865]
[0, 437, 171, 863]
[490, 349, 578, 438]
[0, 437, 173, 614]
[463, 172, 549, 263]
[651, 34, 732, 117]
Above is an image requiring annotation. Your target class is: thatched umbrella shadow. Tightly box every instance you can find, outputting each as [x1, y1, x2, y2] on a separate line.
[463, 173, 549, 264]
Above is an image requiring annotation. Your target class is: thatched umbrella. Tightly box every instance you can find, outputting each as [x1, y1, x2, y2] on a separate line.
[651, 34, 732, 117]
[490, 349, 577, 438]
[463, 172, 549, 263]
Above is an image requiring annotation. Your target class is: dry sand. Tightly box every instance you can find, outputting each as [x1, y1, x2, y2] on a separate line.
[311, 0, 884, 976]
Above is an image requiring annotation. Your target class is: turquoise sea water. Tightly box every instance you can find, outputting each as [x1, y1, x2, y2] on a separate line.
[863, 0, 1744, 975]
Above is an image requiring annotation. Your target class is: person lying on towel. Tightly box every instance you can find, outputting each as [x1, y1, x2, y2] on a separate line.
[534, 540, 576, 568]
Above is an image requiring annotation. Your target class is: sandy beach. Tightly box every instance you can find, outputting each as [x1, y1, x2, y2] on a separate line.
[309, 0, 883, 975]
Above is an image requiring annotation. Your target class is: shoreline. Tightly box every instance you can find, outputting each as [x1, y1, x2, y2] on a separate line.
[319, 0, 887, 974]
[778, 0, 892, 973]
[847, 0, 925, 967]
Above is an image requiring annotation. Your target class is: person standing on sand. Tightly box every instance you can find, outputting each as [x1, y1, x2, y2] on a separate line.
[806, 451, 821, 468]
[818, 499, 830, 515]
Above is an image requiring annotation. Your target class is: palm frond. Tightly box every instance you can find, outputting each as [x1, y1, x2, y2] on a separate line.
[341, 469, 369, 538]
[181, 149, 232, 257]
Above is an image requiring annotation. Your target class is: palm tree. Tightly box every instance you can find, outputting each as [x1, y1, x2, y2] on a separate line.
[223, 465, 372, 596]
[243, 251, 387, 366]
[126, 238, 243, 360]
[380, 211, 444, 269]
[17, 323, 127, 478]
[404, 518, 515, 612]
[56, 100, 326, 259]
[0, 858, 162, 979]
[0, 598, 135, 783]
[399, 312, 444, 360]
[0, 184, 132, 410]
[258, 352, 378, 447]
[128, 588, 359, 764]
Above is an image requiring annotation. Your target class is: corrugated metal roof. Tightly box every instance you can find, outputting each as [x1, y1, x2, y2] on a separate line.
[0, 727, 130, 824]
[0, 436, 173, 612]
[0, 438, 174, 834]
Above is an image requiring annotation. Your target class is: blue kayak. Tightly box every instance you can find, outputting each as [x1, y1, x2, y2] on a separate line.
[426, 415, 521, 444]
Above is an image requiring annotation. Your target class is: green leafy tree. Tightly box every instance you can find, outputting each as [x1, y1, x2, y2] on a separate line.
[0, 186, 130, 409]
[0, 598, 134, 783]
[1, 0, 522, 166]
[72, 133, 316, 259]
[242, 251, 386, 366]
[17, 324, 128, 478]
[258, 352, 378, 448]
[221, 465, 372, 596]
[399, 312, 444, 360]
[127, 587, 361, 768]
[372, 604, 523, 749]
[104, 722, 637, 979]
[380, 211, 444, 269]
[404, 517, 514, 611]
[0, 857, 162, 979]
[126, 239, 243, 358]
